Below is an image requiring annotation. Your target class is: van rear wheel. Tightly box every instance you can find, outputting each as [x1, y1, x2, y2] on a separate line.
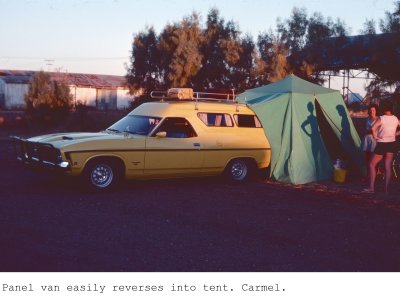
[225, 159, 250, 182]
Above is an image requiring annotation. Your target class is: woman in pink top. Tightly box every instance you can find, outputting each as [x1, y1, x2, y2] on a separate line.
[364, 100, 400, 194]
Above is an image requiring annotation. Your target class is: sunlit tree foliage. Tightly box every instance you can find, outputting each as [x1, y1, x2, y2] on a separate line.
[159, 13, 203, 87]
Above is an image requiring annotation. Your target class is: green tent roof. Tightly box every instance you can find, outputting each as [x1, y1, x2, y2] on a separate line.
[237, 74, 336, 103]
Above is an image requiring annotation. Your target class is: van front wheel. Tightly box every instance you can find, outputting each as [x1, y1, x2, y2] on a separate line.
[83, 159, 122, 190]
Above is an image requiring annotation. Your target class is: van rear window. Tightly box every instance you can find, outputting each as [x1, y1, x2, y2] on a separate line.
[234, 114, 262, 128]
[197, 113, 233, 127]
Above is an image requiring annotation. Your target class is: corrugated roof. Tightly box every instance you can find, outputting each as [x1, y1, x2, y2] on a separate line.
[0, 70, 35, 77]
[0, 70, 127, 88]
[296, 32, 400, 80]
[0, 75, 32, 84]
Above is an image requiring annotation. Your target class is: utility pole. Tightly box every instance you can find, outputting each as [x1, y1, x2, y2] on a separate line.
[44, 59, 54, 71]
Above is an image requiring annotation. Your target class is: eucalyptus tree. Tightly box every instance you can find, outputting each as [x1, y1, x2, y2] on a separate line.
[256, 32, 291, 83]
[361, 19, 377, 35]
[376, 0, 400, 112]
[126, 27, 161, 94]
[159, 13, 204, 88]
[277, 7, 309, 54]
[228, 34, 258, 91]
[256, 8, 348, 84]
[380, 0, 400, 33]
[194, 9, 245, 89]
[306, 13, 332, 45]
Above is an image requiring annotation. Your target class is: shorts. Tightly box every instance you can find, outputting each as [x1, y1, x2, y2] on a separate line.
[374, 141, 398, 155]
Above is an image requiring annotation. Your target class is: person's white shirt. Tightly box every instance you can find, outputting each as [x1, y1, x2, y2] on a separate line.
[377, 115, 399, 142]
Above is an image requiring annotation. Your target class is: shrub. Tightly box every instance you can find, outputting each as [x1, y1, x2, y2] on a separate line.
[25, 71, 72, 126]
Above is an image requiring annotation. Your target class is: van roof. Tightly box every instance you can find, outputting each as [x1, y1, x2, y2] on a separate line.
[130, 101, 255, 117]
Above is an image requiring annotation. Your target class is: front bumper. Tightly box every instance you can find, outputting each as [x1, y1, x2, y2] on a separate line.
[11, 136, 70, 171]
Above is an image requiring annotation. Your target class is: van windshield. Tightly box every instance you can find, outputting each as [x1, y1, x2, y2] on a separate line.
[107, 115, 161, 135]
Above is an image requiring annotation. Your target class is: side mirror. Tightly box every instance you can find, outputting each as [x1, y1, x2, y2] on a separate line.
[156, 131, 167, 138]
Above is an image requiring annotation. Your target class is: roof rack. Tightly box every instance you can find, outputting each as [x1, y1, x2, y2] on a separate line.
[150, 88, 237, 102]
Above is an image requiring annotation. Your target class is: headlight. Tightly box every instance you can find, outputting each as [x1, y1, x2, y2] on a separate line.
[58, 161, 70, 168]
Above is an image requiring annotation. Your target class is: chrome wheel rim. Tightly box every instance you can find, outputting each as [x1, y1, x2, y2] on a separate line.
[230, 160, 248, 181]
[90, 164, 113, 188]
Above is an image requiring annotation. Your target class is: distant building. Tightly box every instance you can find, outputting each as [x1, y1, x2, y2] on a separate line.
[0, 70, 133, 110]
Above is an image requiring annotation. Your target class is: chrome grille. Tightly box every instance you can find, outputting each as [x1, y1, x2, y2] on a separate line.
[25, 141, 60, 164]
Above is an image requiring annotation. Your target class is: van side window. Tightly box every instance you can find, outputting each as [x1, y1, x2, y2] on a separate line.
[234, 114, 262, 128]
[153, 117, 197, 138]
[197, 113, 233, 127]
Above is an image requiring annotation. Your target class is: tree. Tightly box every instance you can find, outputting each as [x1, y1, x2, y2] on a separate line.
[262, 8, 348, 83]
[361, 19, 377, 35]
[194, 8, 225, 89]
[331, 18, 347, 37]
[127, 9, 250, 94]
[380, 0, 400, 33]
[229, 35, 258, 91]
[277, 7, 309, 54]
[126, 6, 353, 93]
[363, 1, 400, 104]
[253, 32, 273, 85]
[25, 71, 72, 125]
[126, 27, 162, 94]
[306, 12, 332, 46]
[194, 9, 245, 89]
[159, 13, 204, 87]
[257, 32, 291, 83]
[301, 14, 347, 83]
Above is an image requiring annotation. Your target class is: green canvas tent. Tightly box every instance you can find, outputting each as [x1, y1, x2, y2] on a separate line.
[237, 75, 365, 184]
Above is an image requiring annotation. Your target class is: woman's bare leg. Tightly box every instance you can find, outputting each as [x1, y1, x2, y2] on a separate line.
[369, 154, 383, 191]
[384, 152, 394, 194]
[365, 151, 373, 179]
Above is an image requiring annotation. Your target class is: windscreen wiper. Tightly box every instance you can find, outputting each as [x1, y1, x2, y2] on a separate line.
[122, 130, 146, 135]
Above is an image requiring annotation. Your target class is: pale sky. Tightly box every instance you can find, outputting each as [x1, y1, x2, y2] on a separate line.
[0, 0, 397, 94]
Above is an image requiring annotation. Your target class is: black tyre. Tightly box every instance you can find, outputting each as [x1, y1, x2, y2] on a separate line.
[225, 158, 251, 182]
[83, 158, 122, 190]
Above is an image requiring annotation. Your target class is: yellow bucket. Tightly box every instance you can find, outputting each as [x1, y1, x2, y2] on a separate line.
[333, 168, 347, 183]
